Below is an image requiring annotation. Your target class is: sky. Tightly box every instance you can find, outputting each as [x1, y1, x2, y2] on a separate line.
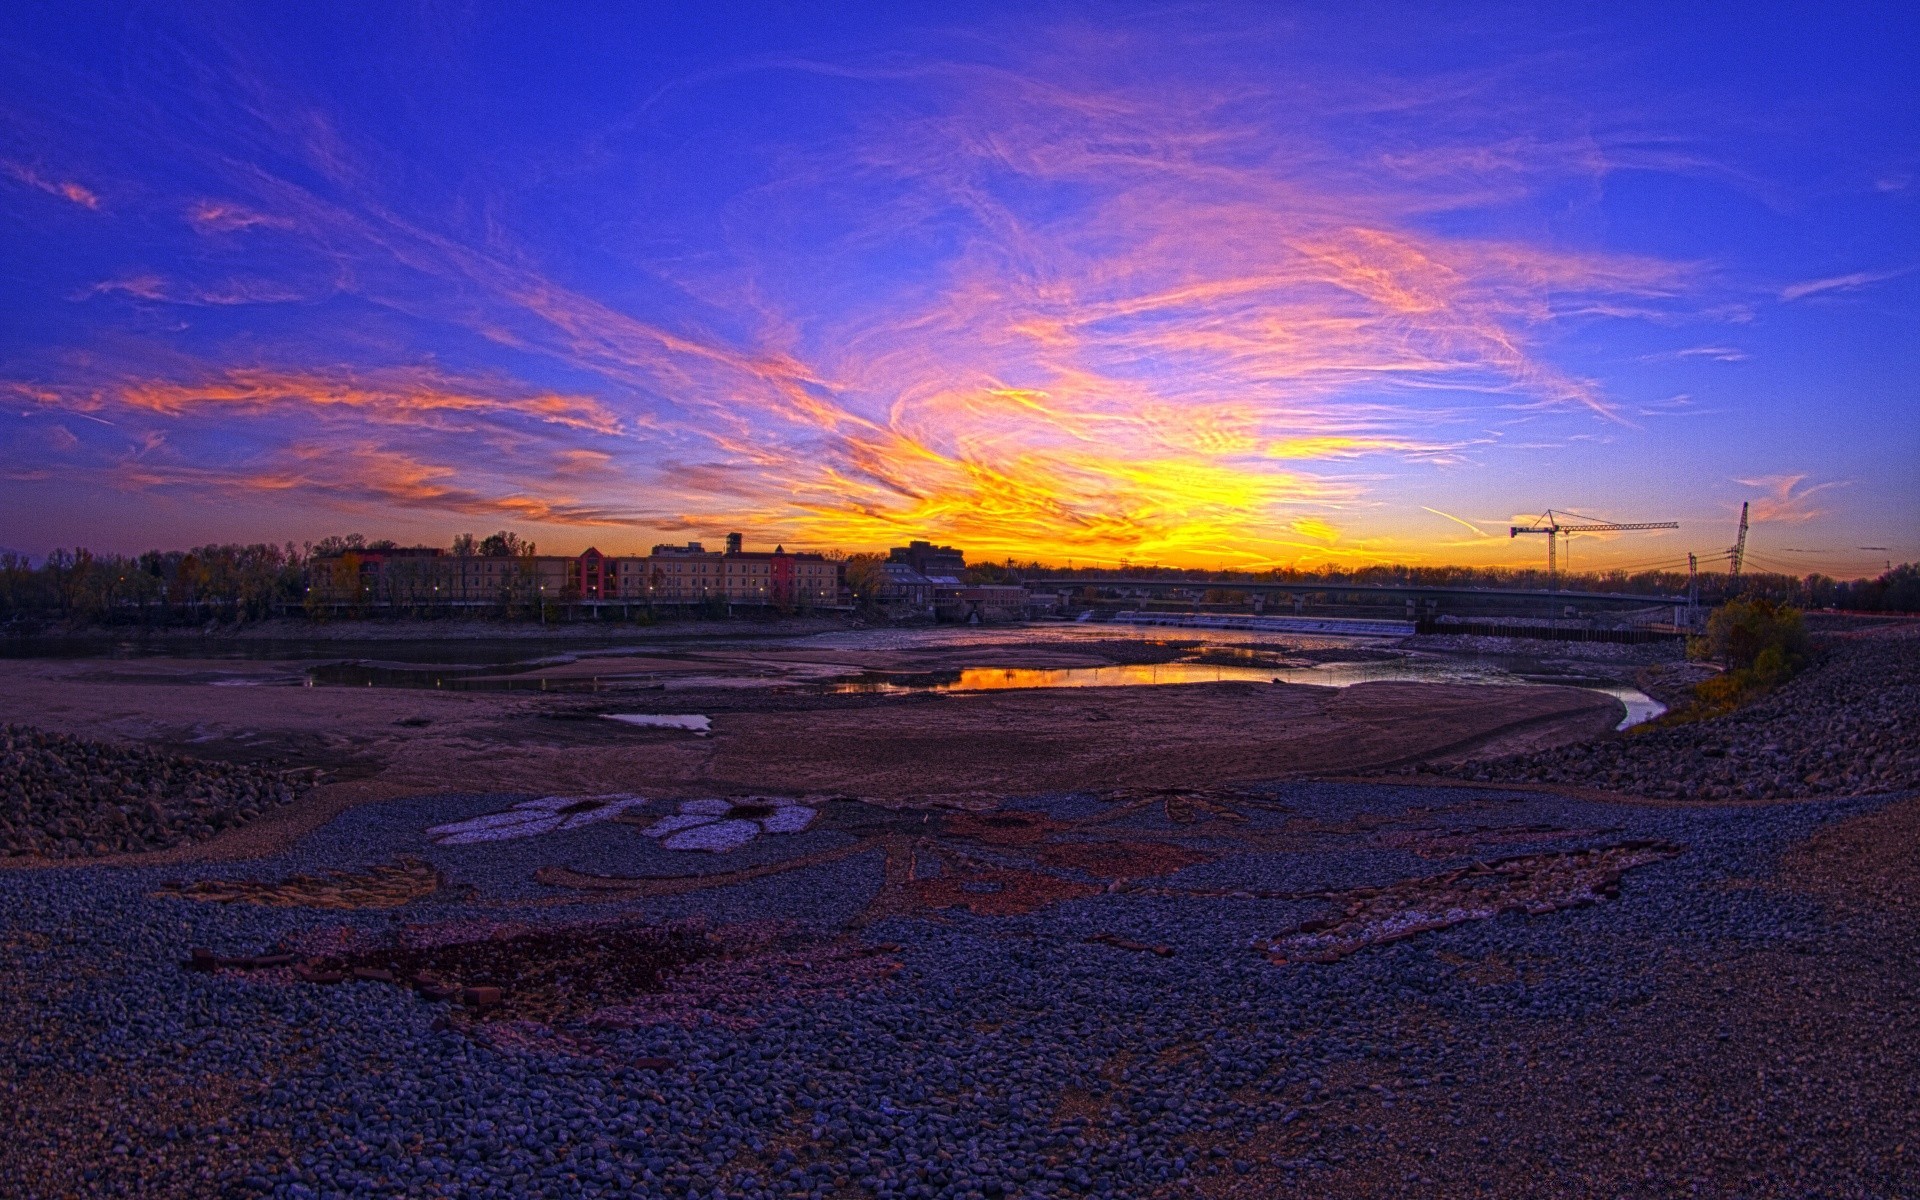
[1, 2, 1915, 577]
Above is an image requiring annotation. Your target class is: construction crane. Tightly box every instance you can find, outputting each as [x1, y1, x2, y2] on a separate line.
[1728, 502, 1750, 580]
[1509, 510, 1681, 591]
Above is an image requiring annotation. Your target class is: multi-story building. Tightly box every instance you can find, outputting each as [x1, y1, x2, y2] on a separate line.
[307, 534, 843, 611]
[888, 540, 966, 578]
[628, 538, 839, 606]
[635, 541, 727, 602]
[878, 539, 967, 615]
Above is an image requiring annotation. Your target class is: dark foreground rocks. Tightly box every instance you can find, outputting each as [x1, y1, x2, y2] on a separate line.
[1421, 626, 1920, 799]
[2, 780, 1915, 1199]
[1, 724, 310, 858]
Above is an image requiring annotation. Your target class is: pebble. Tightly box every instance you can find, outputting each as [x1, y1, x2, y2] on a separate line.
[1, 724, 310, 859]
[1419, 628, 1920, 799]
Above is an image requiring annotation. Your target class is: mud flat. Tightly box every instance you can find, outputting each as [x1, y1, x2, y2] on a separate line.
[0, 645, 1619, 865]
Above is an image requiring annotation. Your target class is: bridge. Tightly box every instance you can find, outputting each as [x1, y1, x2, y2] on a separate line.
[1019, 575, 1693, 630]
[1029, 576, 1684, 606]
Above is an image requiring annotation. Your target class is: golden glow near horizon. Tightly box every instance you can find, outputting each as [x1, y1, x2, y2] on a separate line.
[1, 12, 1911, 579]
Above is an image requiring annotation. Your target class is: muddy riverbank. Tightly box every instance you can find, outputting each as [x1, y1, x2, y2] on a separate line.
[0, 633, 1622, 867]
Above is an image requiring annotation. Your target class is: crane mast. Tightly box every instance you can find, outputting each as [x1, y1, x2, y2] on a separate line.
[1729, 502, 1750, 580]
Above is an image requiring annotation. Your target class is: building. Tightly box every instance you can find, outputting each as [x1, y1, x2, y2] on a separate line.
[937, 584, 1030, 624]
[629, 538, 839, 607]
[306, 533, 843, 612]
[569, 547, 613, 600]
[639, 542, 727, 602]
[873, 539, 966, 616]
[887, 540, 966, 578]
[877, 560, 936, 615]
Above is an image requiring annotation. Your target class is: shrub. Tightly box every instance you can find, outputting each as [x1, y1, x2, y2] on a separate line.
[1695, 598, 1808, 672]
[1677, 599, 1810, 718]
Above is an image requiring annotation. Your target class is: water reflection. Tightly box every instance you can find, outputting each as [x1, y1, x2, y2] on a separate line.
[834, 663, 1283, 692]
[833, 659, 1666, 729]
[29, 621, 1665, 729]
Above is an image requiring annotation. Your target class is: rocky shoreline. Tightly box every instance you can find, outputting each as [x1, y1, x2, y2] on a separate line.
[1416, 626, 1919, 800]
[1, 725, 311, 859]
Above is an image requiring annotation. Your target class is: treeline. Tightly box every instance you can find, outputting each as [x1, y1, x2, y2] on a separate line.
[0, 531, 543, 627]
[1006, 559, 1920, 611]
[0, 544, 309, 625]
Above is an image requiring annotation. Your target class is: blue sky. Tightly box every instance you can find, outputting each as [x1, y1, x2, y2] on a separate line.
[2, 2, 1914, 576]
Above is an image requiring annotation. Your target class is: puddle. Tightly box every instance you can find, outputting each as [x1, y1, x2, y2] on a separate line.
[603, 713, 712, 733]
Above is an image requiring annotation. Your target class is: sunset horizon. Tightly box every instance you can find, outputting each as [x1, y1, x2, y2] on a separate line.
[3, 4, 1914, 577]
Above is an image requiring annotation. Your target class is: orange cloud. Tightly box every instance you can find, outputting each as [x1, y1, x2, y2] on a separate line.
[1738, 474, 1845, 525]
[117, 367, 621, 435]
[2, 160, 99, 209]
[186, 200, 294, 232]
[118, 441, 644, 529]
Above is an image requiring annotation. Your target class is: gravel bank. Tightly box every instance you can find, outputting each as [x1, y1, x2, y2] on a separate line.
[1, 724, 310, 859]
[1418, 627, 1920, 799]
[2, 775, 1913, 1199]
[1398, 633, 1683, 664]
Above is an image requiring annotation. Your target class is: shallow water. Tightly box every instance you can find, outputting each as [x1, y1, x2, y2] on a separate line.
[831, 655, 1665, 729]
[4, 621, 1664, 728]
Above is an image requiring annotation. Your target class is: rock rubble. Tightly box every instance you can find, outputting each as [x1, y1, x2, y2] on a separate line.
[1421, 628, 1920, 799]
[5, 782, 1913, 1199]
[0, 724, 309, 858]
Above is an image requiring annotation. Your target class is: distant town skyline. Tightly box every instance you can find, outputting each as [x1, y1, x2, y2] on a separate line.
[2, 3, 1914, 578]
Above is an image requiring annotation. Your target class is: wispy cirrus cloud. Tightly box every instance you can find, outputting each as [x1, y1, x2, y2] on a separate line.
[1779, 267, 1913, 302]
[113, 367, 623, 435]
[185, 199, 294, 232]
[77, 273, 318, 305]
[0, 14, 1745, 565]
[1, 159, 99, 208]
[1640, 345, 1747, 362]
[117, 441, 647, 528]
[1737, 474, 1846, 524]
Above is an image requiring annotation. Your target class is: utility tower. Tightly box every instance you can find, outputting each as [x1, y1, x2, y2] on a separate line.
[1510, 510, 1681, 591]
[1729, 502, 1750, 580]
[1687, 552, 1700, 632]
